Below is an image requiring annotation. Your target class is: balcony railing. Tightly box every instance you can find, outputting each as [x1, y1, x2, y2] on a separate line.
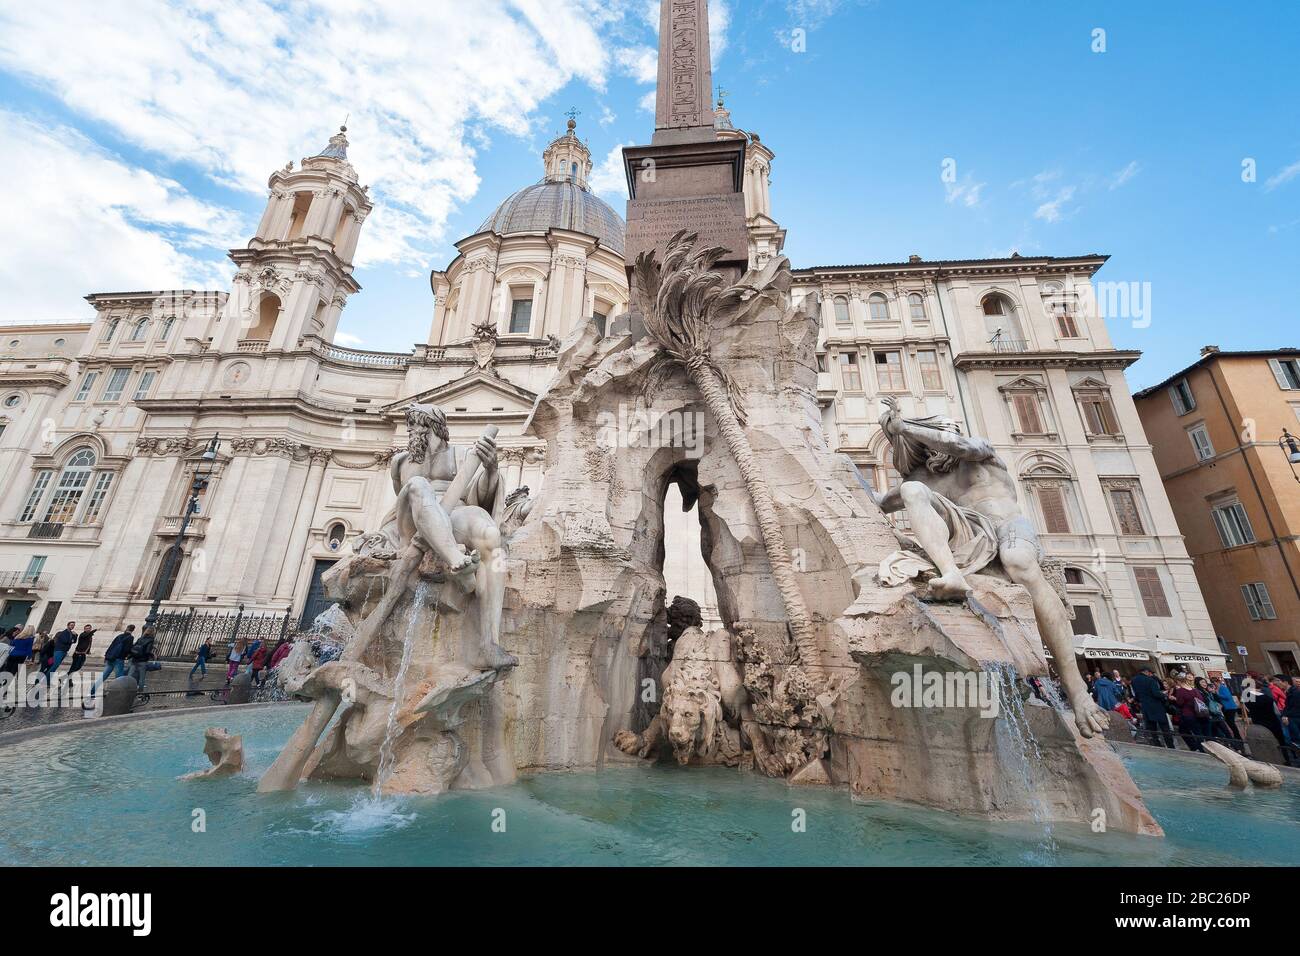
[236, 339, 270, 353]
[156, 515, 210, 537]
[27, 522, 64, 539]
[987, 337, 1031, 354]
[0, 571, 51, 589]
[316, 343, 409, 368]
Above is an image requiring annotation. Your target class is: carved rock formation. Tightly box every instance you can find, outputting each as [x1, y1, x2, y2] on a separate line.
[179, 727, 244, 780]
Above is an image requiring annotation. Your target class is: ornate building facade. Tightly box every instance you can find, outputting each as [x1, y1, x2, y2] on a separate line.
[0, 107, 1221, 672]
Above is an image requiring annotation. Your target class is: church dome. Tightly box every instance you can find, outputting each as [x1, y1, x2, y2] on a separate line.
[478, 179, 625, 254]
[475, 119, 625, 255]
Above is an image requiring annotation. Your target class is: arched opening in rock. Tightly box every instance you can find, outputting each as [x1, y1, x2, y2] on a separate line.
[659, 461, 720, 657]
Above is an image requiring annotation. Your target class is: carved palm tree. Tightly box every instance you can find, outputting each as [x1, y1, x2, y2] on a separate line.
[632, 230, 817, 665]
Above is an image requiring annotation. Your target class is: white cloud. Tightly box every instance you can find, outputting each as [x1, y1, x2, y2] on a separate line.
[1265, 159, 1300, 191]
[945, 175, 986, 208]
[333, 331, 364, 348]
[0, 0, 633, 275]
[1110, 160, 1140, 189]
[616, 45, 659, 84]
[1034, 186, 1077, 223]
[0, 110, 241, 322]
[590, 143, 634, 200]
[639, 90, 657, 114]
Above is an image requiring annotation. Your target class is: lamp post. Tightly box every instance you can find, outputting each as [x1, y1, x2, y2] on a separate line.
[1280, 429, 1300, 484]
[145, 434, 220, 630]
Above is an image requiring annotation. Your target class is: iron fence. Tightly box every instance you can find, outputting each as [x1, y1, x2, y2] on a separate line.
[152, 604, 300, 662]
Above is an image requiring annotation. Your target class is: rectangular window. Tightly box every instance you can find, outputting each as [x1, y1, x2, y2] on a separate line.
[1079, 393, 1119, 436]
[19, 470, 52, 522]
[508, 297, 533, 335]
[43, 472, 92, 524]
[82, 472, 114, 524]
[74, 371, 98, 402]
[1269, 358, 1300, 390]
[101, 367, 130, 402]
[1241, 582, 1277, 621]
[1012, 393, 1045, 434]
[1109, 488, 1145, 535]
[24, 555, 46, 580]
[874, 350, 905, 391]
[133, 370, 156, 402]
[1133, 567, 1172, 617]
[1071, 604, 1098, 636]
[1188, 424, 1214, 461]
[1170, 378, 1195, 415]
[837, 352, 861, 391]
[917, 349, 943, 391]
[1053, 306, 1080, 338]
[1211, 501, 1256, 548]
[1037, 484, 1071, 534]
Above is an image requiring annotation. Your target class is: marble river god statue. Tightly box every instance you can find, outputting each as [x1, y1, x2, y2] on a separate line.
[259, 402, 518, 795]
[865, 395, 1110, 739]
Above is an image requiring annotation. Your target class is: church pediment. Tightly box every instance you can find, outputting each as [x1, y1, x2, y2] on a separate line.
[383, 370, 538, 419]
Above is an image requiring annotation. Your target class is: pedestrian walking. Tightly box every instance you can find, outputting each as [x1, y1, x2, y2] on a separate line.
[65, 625, 97, 675]
[189, 639, 212, 680]
[1131, 666, 1176, 749]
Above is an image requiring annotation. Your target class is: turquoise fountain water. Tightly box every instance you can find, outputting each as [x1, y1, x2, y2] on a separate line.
[1, 704, 1296, 866]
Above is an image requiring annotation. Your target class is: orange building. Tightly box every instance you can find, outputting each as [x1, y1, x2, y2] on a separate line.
[1134, 347, 1300, 676]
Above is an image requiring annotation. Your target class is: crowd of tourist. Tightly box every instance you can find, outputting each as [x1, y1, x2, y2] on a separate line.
[0, 621, 297, 702]
[1077, 665, 1300, 764]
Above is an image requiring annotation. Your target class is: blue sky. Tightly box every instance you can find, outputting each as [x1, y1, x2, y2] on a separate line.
[1, 0, 1296, 389]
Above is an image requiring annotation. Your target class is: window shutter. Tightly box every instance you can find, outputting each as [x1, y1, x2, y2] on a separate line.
[1229, 503, 1255, 543]
[1241, 584, 1261, 621]
[1014, 394, 1043, 433]
[1038, 484, 1071, 533]
[1133, 567, 1172, 617]
[1269, 359, 1292, 390]
[1255, 583, 1276, 619]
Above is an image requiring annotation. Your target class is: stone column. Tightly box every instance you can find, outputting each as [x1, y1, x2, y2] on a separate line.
[274, 448, 331, 600]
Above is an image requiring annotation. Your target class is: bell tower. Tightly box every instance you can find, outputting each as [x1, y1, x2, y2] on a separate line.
[215, 126, 374, 353]
[542, 118, 593, 188]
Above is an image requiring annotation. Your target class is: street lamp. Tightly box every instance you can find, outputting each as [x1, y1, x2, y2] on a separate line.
[145, 434, 221, 630]
[1280, 429, 1300, 484]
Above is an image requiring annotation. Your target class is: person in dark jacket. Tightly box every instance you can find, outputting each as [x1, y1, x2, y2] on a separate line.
[1131, 666, 1175, 749]
[42, 621, 78, 675]
[189, 639, 212, 680]
[65, 625, 97, 675]
[126, 627, 157, 691]
[92, 625, 134, 693]
[1173, 676, 1209, 752]
[36, 631, 56, 672]
[1282, 675, 1300, 748]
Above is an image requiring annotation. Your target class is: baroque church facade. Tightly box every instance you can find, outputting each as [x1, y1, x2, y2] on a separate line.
[0, 106, 1222, 670]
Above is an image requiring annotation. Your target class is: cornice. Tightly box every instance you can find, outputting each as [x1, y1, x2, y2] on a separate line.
[953, 349, 1141, 371]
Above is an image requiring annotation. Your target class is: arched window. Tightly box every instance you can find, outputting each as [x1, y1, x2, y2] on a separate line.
[102, 318, 120, 343]
[152, 544, 184, 601]
[833, 296, 850, 325]
[42, 447, 97, 524]
[326, 522, 346, 551]
[159, 316, 176, 340]
[868, 293, 889, 321]
[128, 318, 150, 342]
[981, 293, 1024, 347]
[245, 292, 281, 341]
[907, 293, 927, 321]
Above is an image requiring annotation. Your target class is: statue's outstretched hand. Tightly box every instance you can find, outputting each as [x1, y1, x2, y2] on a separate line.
[474, 435, 499, 473]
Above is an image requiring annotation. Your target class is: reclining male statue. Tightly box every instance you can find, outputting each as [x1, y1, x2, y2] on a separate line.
[859, 396, 1109, 738]
[356, 401, 515, 671]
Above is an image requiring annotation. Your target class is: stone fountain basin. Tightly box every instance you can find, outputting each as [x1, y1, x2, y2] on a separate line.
[1, 704, 1297, 867]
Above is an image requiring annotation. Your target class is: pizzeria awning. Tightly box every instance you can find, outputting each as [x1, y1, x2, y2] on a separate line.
[1144, 639, 1228, 666]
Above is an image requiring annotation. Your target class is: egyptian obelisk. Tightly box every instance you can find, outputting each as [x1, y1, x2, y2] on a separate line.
[623, 0, 748, 280]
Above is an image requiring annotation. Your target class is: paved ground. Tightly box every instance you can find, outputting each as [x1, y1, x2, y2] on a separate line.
[0, 659, 268, 732]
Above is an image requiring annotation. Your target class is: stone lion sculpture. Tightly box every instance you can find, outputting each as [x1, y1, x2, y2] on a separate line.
[614, 625, 780, 772]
